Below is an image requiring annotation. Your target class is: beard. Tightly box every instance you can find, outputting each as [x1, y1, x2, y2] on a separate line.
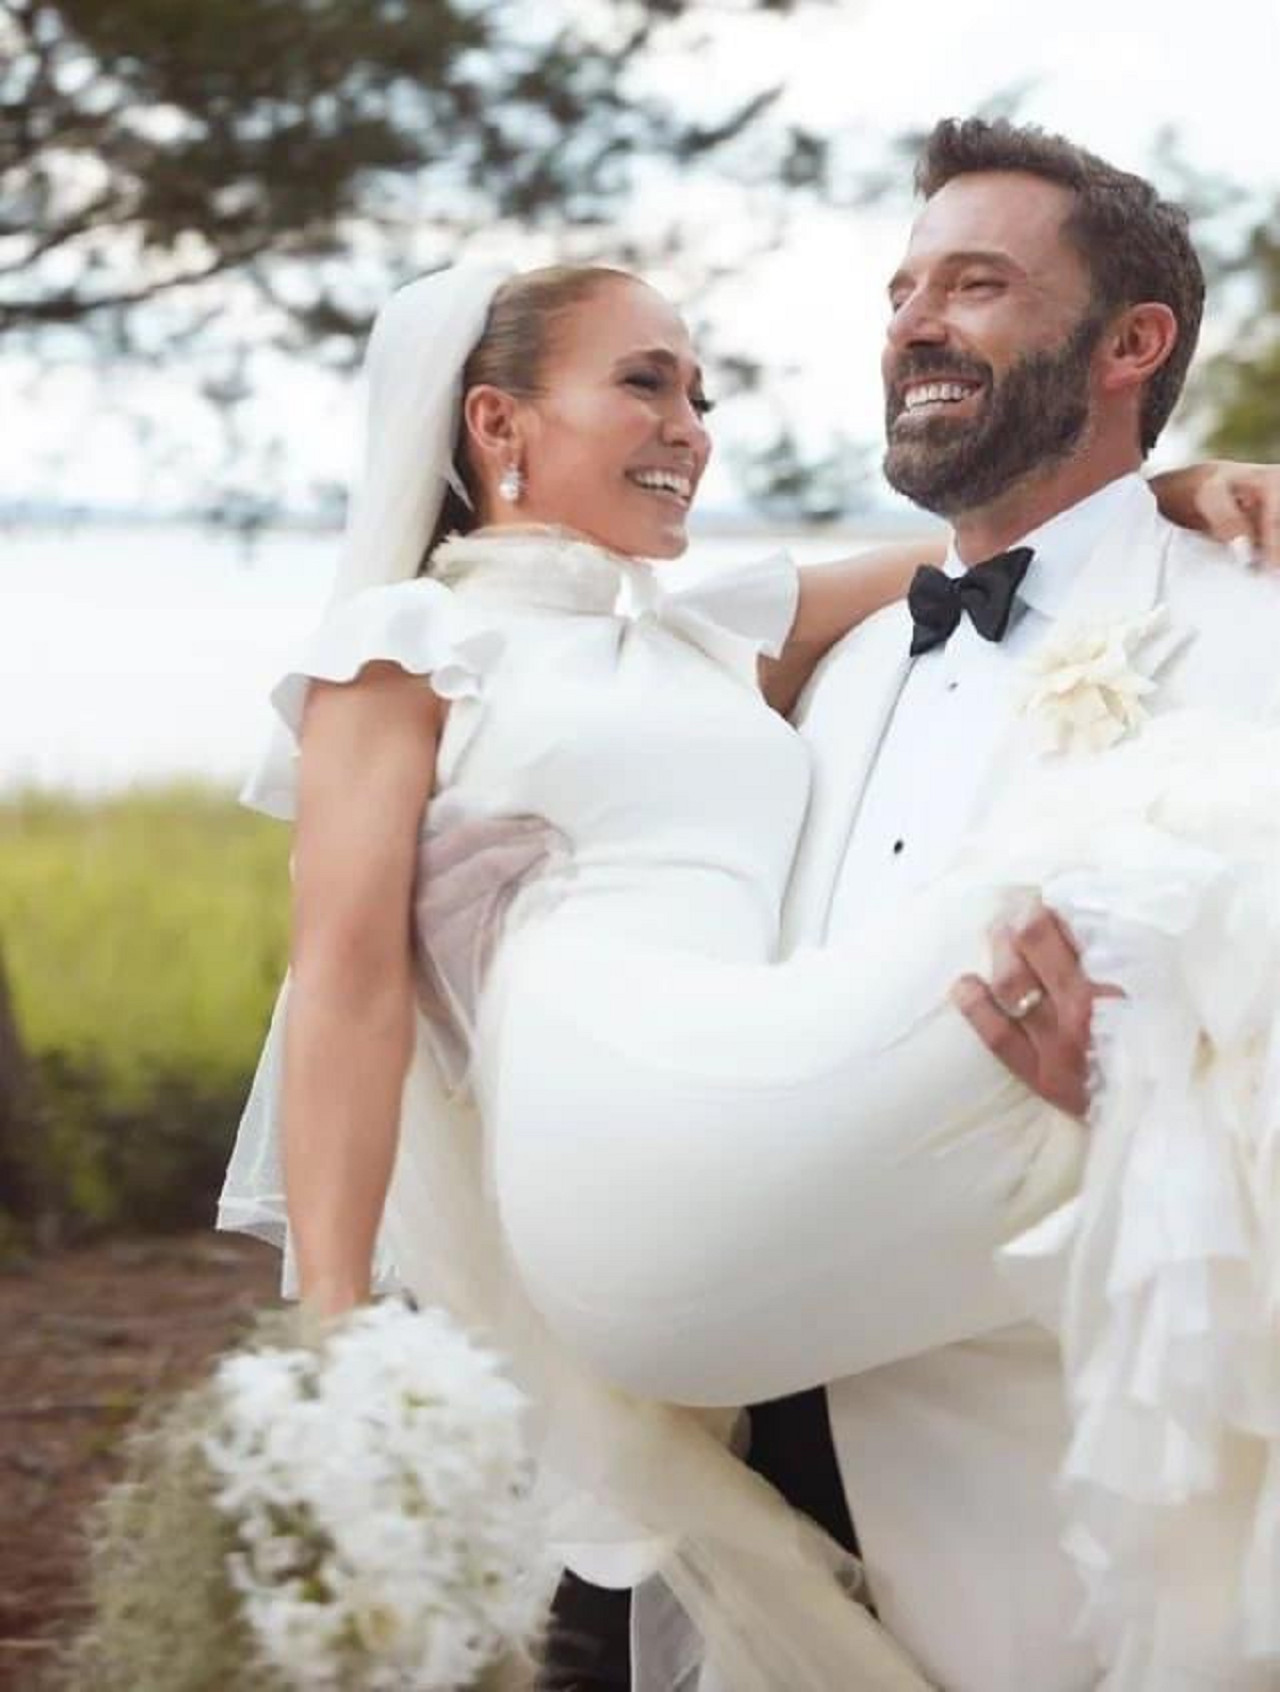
[882, 312, 1105, 517]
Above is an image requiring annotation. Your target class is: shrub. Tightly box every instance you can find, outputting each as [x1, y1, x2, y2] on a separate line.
[0, 785, 290, 1243]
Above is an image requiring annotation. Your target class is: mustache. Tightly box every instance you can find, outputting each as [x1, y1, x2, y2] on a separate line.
[887, 348, 992, 394]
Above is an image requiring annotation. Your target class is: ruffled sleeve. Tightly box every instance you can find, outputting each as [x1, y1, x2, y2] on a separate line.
[626, 550, 800, 689]
[681, 548, 801, 661]
[241, 577, 504, 820]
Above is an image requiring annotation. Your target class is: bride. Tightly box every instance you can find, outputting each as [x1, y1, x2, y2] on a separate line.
[220, 263, 1280, 1689]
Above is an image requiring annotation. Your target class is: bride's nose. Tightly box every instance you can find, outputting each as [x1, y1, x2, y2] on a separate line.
[662, 396, 710, 457]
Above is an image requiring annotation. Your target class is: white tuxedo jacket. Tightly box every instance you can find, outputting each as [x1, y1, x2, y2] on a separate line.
[783, 481, 1280, 1692]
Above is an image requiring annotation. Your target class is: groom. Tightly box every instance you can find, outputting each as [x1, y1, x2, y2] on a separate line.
[543, 118, 1280, 1690]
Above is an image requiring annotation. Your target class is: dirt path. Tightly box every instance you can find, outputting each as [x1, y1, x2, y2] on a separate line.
[0, 1231, 281, 1690]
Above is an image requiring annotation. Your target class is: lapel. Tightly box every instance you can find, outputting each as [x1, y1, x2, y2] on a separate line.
[784, 488, 1190, 950]
[1033, 478, 1170, 627]
[969, 485, 1184, 817]
[783, 603, 914, 946]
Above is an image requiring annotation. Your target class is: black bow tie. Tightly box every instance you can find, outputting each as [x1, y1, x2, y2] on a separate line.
[907, 546, 1034, 657]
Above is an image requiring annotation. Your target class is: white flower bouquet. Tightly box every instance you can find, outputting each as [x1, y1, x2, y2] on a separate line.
[65, 1302, 552, 1692]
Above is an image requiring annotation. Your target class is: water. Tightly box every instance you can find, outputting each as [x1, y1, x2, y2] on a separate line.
[0, 521, 912, 793]
[3, 525, 332, 793]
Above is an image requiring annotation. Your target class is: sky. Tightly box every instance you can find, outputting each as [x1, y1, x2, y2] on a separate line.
[3, 0, 1278, 515]
[661, 0, 1279, 503]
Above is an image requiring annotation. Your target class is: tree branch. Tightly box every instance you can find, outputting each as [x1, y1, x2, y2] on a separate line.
[0, 237, 273, 330]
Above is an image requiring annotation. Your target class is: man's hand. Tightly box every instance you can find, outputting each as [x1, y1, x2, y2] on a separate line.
[427, 820, 1112, 1121]
[950, 903, 1117, 1119]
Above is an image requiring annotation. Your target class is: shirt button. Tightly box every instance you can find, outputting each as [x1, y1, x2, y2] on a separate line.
[892, 839, 905, 856]
[946, 679, 959, 692]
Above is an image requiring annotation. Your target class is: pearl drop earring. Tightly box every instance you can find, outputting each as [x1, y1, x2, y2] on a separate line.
[498, 465, 524, 504]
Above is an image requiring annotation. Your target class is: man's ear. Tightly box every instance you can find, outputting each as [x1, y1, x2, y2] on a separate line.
[1097, 302, 1179, 396]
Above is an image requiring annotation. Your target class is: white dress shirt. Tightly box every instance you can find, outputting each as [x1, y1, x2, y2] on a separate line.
[823, 473, 1149, 1692]
[829, 473, 1145, 932]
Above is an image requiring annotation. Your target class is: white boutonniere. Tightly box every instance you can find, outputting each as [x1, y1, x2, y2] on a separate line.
[1020, 606, 1183, 756]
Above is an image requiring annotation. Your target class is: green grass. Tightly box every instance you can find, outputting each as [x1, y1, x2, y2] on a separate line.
[0, 786, 292, 1236]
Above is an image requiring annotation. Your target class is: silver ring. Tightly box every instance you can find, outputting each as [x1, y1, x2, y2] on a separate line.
[1000, 986, 1045, 1021]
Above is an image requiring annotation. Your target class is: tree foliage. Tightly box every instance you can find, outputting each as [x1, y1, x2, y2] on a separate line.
[0, 0, 814, 349]
[732, 425, 875, 524]
[1198, 208, 1280, 461]
[1139, 132, 1278, 463]
[4, 0, 889, 519]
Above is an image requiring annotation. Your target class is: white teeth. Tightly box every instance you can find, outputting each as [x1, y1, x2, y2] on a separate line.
[629, 469, 692, 500]
[902, 381, 976, 411]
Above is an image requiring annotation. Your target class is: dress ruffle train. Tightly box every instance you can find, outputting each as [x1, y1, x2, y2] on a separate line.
[982, 712, 1280, 1689]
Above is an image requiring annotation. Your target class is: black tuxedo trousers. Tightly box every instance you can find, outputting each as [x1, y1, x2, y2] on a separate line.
[538, 1386, 858, 1689]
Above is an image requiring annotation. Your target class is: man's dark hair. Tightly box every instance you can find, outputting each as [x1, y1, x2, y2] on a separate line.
[915, 118, 1205, 454]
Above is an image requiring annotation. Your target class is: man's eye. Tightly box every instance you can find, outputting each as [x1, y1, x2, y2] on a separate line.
[959, 277, 1002, 293]
[692, 394, 716, 418]
[624, 372, 662, 392]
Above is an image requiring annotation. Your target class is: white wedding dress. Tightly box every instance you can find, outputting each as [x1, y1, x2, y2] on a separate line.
[220, 527, 1280, 1691]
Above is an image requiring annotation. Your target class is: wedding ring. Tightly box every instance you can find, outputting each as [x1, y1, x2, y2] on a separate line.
[1001, 985, 1045, 1021]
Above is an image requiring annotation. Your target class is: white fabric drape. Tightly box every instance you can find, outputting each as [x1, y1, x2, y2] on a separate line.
[242, 264, 511, 820]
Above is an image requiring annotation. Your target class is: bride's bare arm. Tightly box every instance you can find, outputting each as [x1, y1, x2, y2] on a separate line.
[1148, 460, 1280, 565]
[284, 663, 443, 1317]
[761, 537, 943, 715]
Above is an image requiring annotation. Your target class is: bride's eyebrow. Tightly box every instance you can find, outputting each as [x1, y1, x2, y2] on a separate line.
[613, 348, 704, 383]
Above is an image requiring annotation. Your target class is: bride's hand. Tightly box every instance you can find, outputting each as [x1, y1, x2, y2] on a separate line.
[1148, 461, 1280, 566]
[950, 904, 1119, 1119]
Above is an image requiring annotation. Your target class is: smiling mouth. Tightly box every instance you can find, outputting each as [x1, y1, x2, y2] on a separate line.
[895, 378, 985, 422]
[627, 468, 695, 506]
